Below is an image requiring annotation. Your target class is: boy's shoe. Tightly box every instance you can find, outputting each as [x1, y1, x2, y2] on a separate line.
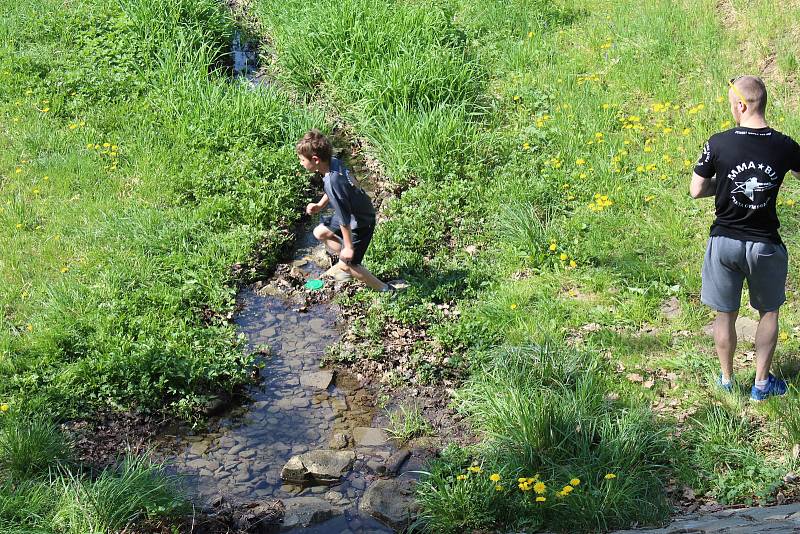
[716, 374, 734, 393]
[750, 374, 788, 402]
[322, 264, 352, 282]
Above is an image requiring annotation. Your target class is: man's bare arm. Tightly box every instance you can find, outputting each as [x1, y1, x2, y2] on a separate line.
[689, 172, 716, 199]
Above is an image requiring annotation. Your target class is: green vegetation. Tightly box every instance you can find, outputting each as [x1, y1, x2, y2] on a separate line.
[384, 403, 433, 444]
[253, 0, 800, 529]
[1, 0, 319, 419]
[5, 0, 800, 529]
[0, 411, 187, 533]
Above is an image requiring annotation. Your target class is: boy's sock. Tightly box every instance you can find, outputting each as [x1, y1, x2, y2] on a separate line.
[720, 375, 732, 387]
[755, 377, 770, 391]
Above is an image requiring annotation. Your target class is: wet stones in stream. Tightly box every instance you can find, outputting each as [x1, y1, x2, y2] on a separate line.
[281, 449, 356, 484]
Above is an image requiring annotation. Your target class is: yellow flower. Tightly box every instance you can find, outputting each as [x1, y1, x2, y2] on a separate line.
[570, 478, 580, 486]
[518, 481, 531, 491]
[26, 324, 33, 332]
[68, 124, 78, 130]
[604, 473, 617, 480]
[41, 107, 49, 113]
[0, 404, 8, 412]
[536, 496, 546, 502]
[786, 199, 797, 207]
[721, 120, 732, 128]
[60, 266, 69, 273]
[644, 195, 655, 202]
[495, 485, 504, 491]
[15, 223, 22, 229]
[569, 260, 577, 269]
[602, 103, 610, 110]
[576, 158, 586, 165]
[549, 242, 557, 251]
[522, 142, 530, 150]
[490, 473, 501, 482]
[510, 303, 518, 310]
[682, 128, 691, 136]
[533, 481, 546, 494]
[527, 31, 534, 38]
[457, 474, 468, 481]
[103, 142, 111, 148]
[779, 331, 789, 341]
[716, 96, 725, 103]
[559, 253, 568, 261]
[468, 466, 482, 474]
[562, 485, 574, 494]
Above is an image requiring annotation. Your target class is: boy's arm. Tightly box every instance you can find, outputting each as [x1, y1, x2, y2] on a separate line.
[306, 194, 329, 215]
[339, 225, 355, 263]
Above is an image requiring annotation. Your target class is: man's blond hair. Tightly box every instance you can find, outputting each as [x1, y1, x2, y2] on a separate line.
[296, 129, 332, 163]
[733, 75, 768, 115]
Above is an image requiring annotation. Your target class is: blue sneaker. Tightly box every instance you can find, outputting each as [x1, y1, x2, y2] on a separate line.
[716, 374, 734, 393]
[750, 374, 788, 402]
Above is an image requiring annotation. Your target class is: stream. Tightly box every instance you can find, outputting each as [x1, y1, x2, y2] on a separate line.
[157, 30, 401, 533]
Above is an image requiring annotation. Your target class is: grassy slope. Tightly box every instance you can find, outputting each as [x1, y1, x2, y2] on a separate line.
[254, 0, 800, 529]
[0, 0, 320, 418]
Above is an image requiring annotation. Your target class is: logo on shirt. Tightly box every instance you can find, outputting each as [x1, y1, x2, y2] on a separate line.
[726, 161, 779, 209]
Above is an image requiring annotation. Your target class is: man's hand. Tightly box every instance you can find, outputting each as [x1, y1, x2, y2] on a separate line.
[306, 202, 322, 215]
[339, 245, 355, 264]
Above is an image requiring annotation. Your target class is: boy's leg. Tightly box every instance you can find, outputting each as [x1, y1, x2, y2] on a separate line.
[713, 311, 738, 382]
[313, 224, 342, 255]
[754, 310, 779, 382]
[338, 261, 388, 291]
[337, 225, 389, 291]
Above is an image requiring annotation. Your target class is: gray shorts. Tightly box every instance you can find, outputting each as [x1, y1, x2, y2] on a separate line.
[701, 235, 788, 312]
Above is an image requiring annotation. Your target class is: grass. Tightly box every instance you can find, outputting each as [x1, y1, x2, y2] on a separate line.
[251, 0, 800, 529]
[0, 0, 320, 419]
[5, 0, 800, 529]
[384, 403, 433, 444]
[0, 411, 187, 533]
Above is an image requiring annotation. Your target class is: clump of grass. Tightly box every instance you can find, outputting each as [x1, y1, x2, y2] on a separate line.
[52, 455, 188, 534]
[680, 404, 784, 504]
[0, 413, 70, 481]
[415, 344, 671, 532]
[385, 403, 433, 443]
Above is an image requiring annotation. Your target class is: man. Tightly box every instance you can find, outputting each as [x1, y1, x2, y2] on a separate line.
[690, 75, 800, 401]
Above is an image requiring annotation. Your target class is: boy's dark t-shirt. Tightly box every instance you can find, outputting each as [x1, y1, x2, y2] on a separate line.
[694, 126, 800, 244]
[323, 158, 376, 230]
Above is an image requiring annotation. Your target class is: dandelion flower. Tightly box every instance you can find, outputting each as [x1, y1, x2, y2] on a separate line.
[0, 404, 8, 412]
[490, 473, 501, 482]
[528, 31, 534, 38]
[569, 260, 577, 268]
[468, 466, 482, 474]
[645, 195, 655, 202]
[510, 303, 518, 310]
[536, 496, 546, 502]
[26, 324, 33, 332]
[576, 158, 586, 165]
[60, 267, 69, 273]
[604, 473, 617, 480]
[562, 485, 574, 494]
[522, 142, 530, 150]
[533, 481, 546, 494]
[495, 485, 504, 491]
[549, 242, 557, 251]
[457, 474, 468, 481]
[780, 331, 789, 341]
[41, 107, 49, 113]
[559, 253, 568, 261]
[570, 478, 580, 486]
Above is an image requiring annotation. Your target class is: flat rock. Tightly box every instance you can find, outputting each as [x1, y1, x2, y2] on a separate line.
[360, 478, 420, 531]
[281, 497, 339, 529]
[281, 450, 356, 484]
[353, 427, 388, 447]
[300, 371, 334, 390]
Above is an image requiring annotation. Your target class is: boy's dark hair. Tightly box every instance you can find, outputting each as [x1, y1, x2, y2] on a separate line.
[296, 129, 332, 163]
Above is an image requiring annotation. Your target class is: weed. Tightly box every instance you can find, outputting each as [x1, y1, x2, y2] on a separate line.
[385, 403, 433, 444]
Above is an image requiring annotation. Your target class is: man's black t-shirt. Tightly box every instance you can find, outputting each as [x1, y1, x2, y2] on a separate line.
[694, 126, 800, 244]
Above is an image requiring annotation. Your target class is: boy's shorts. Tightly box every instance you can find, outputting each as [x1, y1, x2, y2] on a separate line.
[701, 235, 788, 312]
[321, 215, 375, 266]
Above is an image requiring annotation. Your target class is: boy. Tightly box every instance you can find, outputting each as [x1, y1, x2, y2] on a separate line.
[296, 129, 391, 292]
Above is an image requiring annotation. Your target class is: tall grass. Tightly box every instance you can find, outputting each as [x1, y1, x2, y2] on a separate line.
[0, 414, 69, 481]
[418, 345, 672, 531]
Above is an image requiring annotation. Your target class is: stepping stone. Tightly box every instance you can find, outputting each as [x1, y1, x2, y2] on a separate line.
[281, 449, 356, 484]
[300, 371, 334, 389]
[353, 427, 388, 447]
[282, 496, 340, 528]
